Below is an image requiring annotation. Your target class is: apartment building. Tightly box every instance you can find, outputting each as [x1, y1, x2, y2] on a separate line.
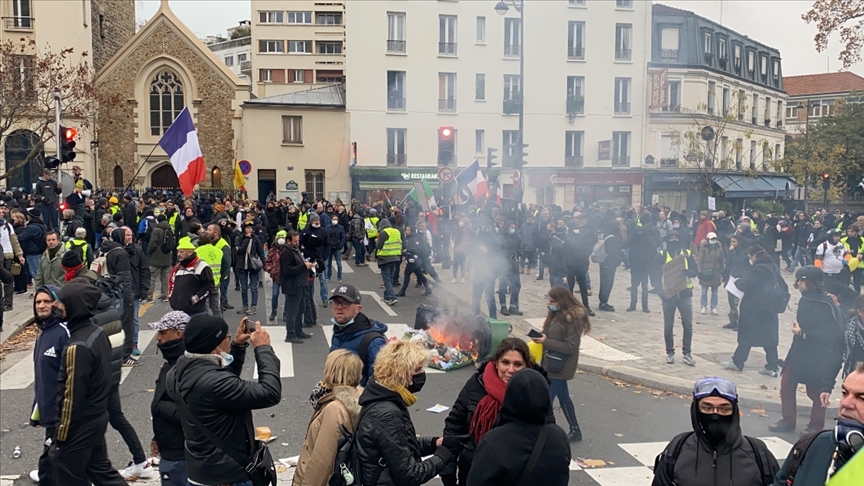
[345, 0, 651, 208]
[782, 72, 864, 135]
[250, 0, 345, 97]
[208, 34, 253, 83]
[643, 4, 791, 210]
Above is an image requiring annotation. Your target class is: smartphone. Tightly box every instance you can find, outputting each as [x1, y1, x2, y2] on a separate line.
[528, 329, 543, 338]
[241, 317, 255, 334]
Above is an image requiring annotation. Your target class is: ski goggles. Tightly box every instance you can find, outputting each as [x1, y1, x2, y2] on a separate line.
[693, 377, 738, 402]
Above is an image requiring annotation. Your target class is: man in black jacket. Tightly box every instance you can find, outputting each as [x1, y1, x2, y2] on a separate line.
[166, 314, 281, 486]
[281, 230, 314, 343]
[48, 283, 127, 486]
[148, 311, 190, 486]
[597, 220, 623, 312]
[122, 227, 150, 356]
[102, 228, 136, 365]
[35, 169, 62, 231]
[659, 231, 699, 366]
[497, 221, 522, 316]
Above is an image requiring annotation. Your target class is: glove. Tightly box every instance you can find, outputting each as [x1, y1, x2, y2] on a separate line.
[441, 435, 470, 450]
[433, 445, 454, 464]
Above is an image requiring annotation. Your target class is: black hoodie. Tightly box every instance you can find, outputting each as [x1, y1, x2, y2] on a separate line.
[151, 338, 186, 461]
[466, 369, 570, 486]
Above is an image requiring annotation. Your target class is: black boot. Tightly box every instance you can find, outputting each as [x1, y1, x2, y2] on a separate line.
[561, 401, 583, 442]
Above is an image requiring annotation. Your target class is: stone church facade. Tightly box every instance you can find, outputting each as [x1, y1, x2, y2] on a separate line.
[95, 1, 249, 192]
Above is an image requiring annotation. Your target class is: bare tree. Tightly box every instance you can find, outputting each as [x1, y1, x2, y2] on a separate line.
[803, 0, 864, 69]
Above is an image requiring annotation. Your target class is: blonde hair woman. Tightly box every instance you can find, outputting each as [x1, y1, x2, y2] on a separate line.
[353, 340, 458, 485]
[293, 350, 363, 486]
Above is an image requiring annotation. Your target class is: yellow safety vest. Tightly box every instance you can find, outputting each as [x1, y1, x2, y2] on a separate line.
[663, 249, 693, 290]
[365, 217, 379, 238]
[65, 238, 91, 264]
[169, 213, 178, 229]
[298, 212, 308, 230]
[109, 206, 119, 215]
[196, 243, 223, 285]
[378, 227, 402, 257]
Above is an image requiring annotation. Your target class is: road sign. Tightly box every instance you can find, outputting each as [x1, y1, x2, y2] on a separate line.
[239, 160, 252, 175]
[512, 170, 521, 188]
[438, 166, 455, 184]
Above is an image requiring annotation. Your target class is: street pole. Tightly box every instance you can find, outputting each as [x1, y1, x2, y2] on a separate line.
[54, 88, 61, 181]
[517, 0, 524, 207]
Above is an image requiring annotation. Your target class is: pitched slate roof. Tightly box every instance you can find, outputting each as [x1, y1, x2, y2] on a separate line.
[783, 72, 864, 97]
[244, 84, 345, 107]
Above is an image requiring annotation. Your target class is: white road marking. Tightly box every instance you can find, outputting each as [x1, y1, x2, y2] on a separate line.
[585, 466, 655, 486]
[360, 290, 398, 317]
[121, 330, 157, 384]
[0, 349, 35, 390]
[254, 327, 295, 378]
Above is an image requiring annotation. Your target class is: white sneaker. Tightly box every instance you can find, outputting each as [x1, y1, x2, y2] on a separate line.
[30, 470, 39, 482]
[451, 278, 457, 284]
[120, 461, 159, 480]
[711, 308, 719, 315]
[700, 306, 707, 314]
[460, 278, 466, 284]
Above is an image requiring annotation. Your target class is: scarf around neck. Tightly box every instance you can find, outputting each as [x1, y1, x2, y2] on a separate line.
[309, 381, 332, 409]
[468, 362, 507, 442]
[393, 384, 417, 407]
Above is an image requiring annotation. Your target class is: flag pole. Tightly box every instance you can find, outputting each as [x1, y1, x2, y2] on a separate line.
[122, 143, 160, 196]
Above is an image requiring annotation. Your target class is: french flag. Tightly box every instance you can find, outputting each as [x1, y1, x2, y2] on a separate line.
[456, 160, 488, 201]
[159, 107, 206, 197]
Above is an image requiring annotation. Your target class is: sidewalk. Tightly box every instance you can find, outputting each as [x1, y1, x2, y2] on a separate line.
[0, 290, 37, 346]
[431, 261, 843, 416]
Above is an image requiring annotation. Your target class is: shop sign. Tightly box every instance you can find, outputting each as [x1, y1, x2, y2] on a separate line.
[286, 180, 299, 191]
[401, 172, 438, 180]
[598, 141, 612, 160]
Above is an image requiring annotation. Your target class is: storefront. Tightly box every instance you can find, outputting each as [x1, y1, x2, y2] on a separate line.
[527, 170, 643, 209]
[642, 172, 704, 212]
[350, 167, 442, 206]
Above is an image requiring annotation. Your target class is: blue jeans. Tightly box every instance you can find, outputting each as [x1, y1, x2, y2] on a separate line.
[132, 300, 140, 344]
[220, 271, 230, 305]
[472, 277, 497, 319]
[662, 294, 693, 355]
[327, 252, 343, 280]
[41, 204, 59, 232]
[238, 269, 259, 307]
[26, 254, 41, 280]
[700, 285, 718, 309]
[381, 261, 398, 301]
[318, 272, 328, 303]
[353, 239, 365, 265]
[158, 459, 187, 486]
[788, 246, 809, 271]
[271, 281, 281, 313]
[549, 378, 574, 408]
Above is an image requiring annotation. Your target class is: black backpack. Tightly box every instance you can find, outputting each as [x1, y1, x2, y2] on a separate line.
[358, 332, 386, 373]
[161, 229, 175, 254]
[328, 405, 385, 486]
[95, 275, 124, 314]
[653, 432, 773, 486]
[351, 218, 365, 239]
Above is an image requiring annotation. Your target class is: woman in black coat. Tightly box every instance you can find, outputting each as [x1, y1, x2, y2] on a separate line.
[720, 246, 787, 376]
[234, 221, 264, 315]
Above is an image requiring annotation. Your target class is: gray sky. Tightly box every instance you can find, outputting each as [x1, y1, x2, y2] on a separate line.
[137, 0, 864, 77]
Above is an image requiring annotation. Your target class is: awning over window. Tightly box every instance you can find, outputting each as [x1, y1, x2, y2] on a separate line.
[715, 174, 796, 199]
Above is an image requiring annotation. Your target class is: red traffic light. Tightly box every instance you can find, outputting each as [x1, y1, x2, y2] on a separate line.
[822, 173, 830, 179]
[440, 126, 453, 138]
[63, 127, 77, 141]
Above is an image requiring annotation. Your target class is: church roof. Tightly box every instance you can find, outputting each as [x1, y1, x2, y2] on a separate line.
[244, 84, 345, 107]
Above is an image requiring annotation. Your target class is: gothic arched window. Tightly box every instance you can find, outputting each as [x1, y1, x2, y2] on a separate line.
[149, 70, 184, 136]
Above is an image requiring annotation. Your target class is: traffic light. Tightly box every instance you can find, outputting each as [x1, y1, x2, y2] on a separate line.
[60, 126, 76, 163]
[438, 126, 455, 166]
[822, 172, 831, 191]
[487, 147, 498, 170]
[44, 157, 61, 170]
[516, 143, 529, 163]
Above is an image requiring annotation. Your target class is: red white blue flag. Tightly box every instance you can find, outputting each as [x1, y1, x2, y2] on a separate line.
[158, 107, 206, 197]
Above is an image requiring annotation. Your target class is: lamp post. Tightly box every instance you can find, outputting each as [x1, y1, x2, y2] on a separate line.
[797, 100, 819, 212]
[495, 0, 524, 205]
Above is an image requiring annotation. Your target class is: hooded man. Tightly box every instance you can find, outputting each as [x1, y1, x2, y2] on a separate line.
[652, 377, 779, 486]
[30, 285, 64, 485]
[20, 206, 47, 281]
[99, 227, 136, 365]
[328, 284, 388, 386]
[148, 214, 174, 301]
[658, 230, 699, 366]
[300, 212, 330, 307]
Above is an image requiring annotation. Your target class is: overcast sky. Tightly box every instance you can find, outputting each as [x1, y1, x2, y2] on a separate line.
[137, 0, 864, 77]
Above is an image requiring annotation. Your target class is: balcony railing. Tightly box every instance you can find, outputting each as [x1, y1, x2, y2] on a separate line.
[566, 99, 584, 115]
[503, 99, 521, 114]
[564, 156, 584, 168]
[567, 46, 585, 59]
[386, 154, 407, 166]
[504, 45, 522, 57]
[615, 48, 631, 61]
[662, 103, 681, 112]
[718, 58, 728, 69]
[387, 97, 405, 111]
[660, 158, 679, 168]
[660, 49, 678, 61]
[764, 118, 772, 127]
[240, 60, 251, 73]
[777, 120, 783, 129]
[387, 40, 406, 53]
[614, 102, 631, 114]
[612, 156, 630, 167]
[752, 116, 758, 125]
[438, 99, 457, 112]
[438, 42, 457, 55]
[3, 17, 33, 30]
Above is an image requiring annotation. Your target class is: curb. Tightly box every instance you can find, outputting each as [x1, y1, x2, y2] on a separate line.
[0, 316, 35, 346]
[433, 277, 839, 416]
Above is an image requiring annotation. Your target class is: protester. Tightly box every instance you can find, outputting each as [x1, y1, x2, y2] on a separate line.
[696, 232, 724, 315]
[376, 218, 402, 306]
[235, 221, 264, 315]
[34, 231, 65, 289]
[148, 214, 174, 302]
[328, 283, 387, 386]
[281, 230, 315, 343]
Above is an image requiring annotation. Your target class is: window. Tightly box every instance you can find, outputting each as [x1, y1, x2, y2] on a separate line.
[259, 69, 272, 82]
[738, 89, 745, 120]
[475, 73, 485, 100]
[747, 50, 755, 77]
[282, 116, 302, 143]
[616, 0, 633, 8]
[703, 32, 712, 56]
[317, 70, 344, 83]
[259, 11, 283, 23]
[749, 140, 757, 169]
[719, 38, 727, 59]
[224, 56, 234, 67]
[317, 42, 342, 55]
[386, 128, 407, 166]
[287, 11, 312, 24]
[775, 144, 781, 162]
[614, 77, 631, 115]
[503, 75, 521, 113]
[237, 52, 248, 62]
[475, 130, 485, 153]
[149, 71, 184, 136]
[438, 73, 457, 112]
[660, 28, 679, 60]
[292, 70, 307, 83]
[317, 13, 342, 25]
[566, 76, 584, 116]
[664, 80, 680, 112]
[720, 136, 729, 163]
[764, 97, 771, 125]
[776, 101, 783, 127]
[615, 24, 632, 61]
[752, 94, 758, 124]
[568, 21, 585, 59]
[211, 167, 222, 187]
[502, 130, 519, 167]
[760, 55, 768, 80]
[439, 15, 457, 55]
[289, 41, 311, 53]
[504, 18, 521, 57]
[722, 86, 730, 116]
[387, 12, 406, 53]
[9, 55, 34, 97]
[707, 81, 716, 115]
[387, 71, 405, 110]
[565, 131, 584, 167]
[259, 40, 284, 53]
[569, 0, 586, 5]
[733, 45, 742, 72]
[10, 0, 32, 28]
[735, 138, 743, 169]
[785, 104, 797, 119]
[476, 16, 486, 43]
[114, 165, 124, 187]
[773, 60, 781, 83]
[305, 170, 324, 200]
[660, 133, 679, 167]
[612, 132, 630, 166]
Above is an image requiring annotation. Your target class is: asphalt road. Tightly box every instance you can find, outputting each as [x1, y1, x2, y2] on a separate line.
[0, 261, 809, 485]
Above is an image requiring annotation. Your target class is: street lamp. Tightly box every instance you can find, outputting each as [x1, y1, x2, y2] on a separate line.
[797, 100, 819, 212]
[495, 0, 525, 205]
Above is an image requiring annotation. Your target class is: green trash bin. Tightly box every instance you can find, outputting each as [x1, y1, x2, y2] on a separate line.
[485, 318, 511, 359]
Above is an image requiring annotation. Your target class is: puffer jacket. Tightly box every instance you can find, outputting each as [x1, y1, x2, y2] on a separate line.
[293, 386, 362, 486]
[166, 343, 281, 485]
[541, 307, 587, 381]
[354, 380, 448, 485]
[329, 313, 388, 386]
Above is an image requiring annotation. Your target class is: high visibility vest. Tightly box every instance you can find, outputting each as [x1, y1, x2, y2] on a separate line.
[196, 243, 223, 284]
[109, 206, 119, 215]
[378, 227, 402, 257]
[169, 213, 178, 229]
[365, 217, 379, 238]
[841, 236, 863, 256]
[65, 238, 91, 264]
[298, 212, 308, 230]
[663, 249, 693, 290]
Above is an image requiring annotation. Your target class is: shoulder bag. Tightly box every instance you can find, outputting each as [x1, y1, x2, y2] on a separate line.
[516, 424, 549, 486]
[246, 240, 264, 271]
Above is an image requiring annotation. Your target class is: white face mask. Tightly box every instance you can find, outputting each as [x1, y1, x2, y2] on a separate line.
[277, 238, 286, 246]
[218, 344, 233, 368]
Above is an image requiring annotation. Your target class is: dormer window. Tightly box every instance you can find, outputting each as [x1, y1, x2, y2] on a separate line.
[733, 45, 741, 72]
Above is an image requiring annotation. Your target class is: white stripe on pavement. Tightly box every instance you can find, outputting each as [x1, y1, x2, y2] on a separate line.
[254, 326, 295, 378]
[322, 324, 445, 374]
[0, 350, 35, 390]
[360, 290, 398, 317]
[121, 330, 157, 384]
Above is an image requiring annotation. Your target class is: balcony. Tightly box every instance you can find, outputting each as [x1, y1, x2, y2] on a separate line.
[777, 120, 783, 129]
[240, 60, 251, 73]
[438, 99, 457, 112]
[764, 118, 772, 128]
[612, 156, 630, 167]
[503, 98, 521, 114]
[504, 45, 521, 57]
[567, 46, 585, 60]
[615, 48, 631, 61]
[662, 103, 681, 113]
[660, 49, 678, 61]
[660, 158, 679, 168]
[566, 99, 584, 116]
[752, 116, 758, 125]
[704, 52, 714, 64]
[614, 102, 631, 115]
[387, 97, 405, 111]
[3, 16, 33, 30]
[438, 42, 457, 56]
[386, 154, 407, 166]
[564, 156, 584, 168]
[718, 58, 728, 69]
[387, 40, 406, 53]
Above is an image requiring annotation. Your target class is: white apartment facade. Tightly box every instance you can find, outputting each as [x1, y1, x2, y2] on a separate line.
[208, 35, 253, 83]
[345, 0, 651, 208]
[250, 0, 345, 98]
[782, 72, 864, 135]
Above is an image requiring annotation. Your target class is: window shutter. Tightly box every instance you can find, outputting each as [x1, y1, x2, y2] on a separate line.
[304, 70, 313, 83]
[272, 69, 286, 83]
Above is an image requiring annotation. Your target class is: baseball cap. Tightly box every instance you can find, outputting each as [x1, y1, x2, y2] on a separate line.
[330, 283, 361, 304]
[795, 265, 823, 283]
[147, 310, 191, 332]
[707, 232, 717, 239]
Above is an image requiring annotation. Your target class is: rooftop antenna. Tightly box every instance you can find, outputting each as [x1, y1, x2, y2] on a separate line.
[720, 0, 724, 25]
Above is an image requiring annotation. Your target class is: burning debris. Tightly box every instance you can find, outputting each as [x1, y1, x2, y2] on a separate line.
[407, 305, 492, 371]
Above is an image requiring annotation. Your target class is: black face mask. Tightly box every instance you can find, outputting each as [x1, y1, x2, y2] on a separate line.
[667, 240, 681, 253]
[407, 372, 426, 393]
[698, 412, 734, 445]
[50, 307, 64, 321]
[181, 254, 196, 265]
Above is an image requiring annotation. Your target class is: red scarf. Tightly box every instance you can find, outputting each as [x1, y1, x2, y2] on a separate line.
[63, 264, 83, 282]
[468, 362, 507, 442]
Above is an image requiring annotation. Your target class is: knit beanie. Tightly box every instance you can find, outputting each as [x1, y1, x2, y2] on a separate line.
[61, 250, 82, 269]
[184, 314, 229, 354]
